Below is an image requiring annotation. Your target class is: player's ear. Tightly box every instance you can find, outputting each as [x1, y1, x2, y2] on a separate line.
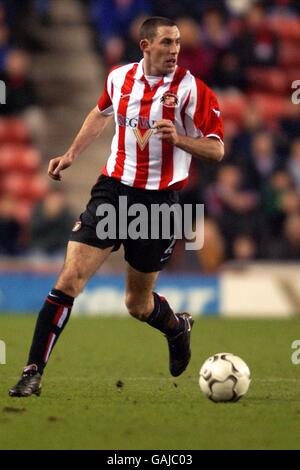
[140, 38, 150, 52]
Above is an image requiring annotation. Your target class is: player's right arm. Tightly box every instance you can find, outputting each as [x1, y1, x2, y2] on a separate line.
[48, 107, 112, 181]
[48, 66, 116, 181]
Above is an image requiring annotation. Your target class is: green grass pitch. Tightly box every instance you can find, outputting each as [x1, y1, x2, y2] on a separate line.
[0, 315, 300, 450]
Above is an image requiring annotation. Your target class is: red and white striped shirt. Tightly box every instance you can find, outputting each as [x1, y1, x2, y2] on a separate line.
[97, 59, 224, 190]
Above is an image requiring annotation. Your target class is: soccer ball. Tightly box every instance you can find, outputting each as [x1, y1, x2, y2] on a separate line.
[199, 352, 251, 402]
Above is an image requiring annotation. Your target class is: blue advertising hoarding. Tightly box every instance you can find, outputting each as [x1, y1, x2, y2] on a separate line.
[0, 271, 219, 315]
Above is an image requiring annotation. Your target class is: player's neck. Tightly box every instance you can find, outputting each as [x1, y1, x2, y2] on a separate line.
[143, 60, 163, 78]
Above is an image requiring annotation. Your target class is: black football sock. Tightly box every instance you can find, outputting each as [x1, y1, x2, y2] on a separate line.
[146, 292, 185, 337]
[27, 288, 74, 375]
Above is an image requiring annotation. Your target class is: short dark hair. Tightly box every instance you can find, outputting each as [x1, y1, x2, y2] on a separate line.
[139, 16, 178, 41]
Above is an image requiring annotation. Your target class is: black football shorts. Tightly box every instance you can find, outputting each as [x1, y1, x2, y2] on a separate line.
[69, 175, 180, 273]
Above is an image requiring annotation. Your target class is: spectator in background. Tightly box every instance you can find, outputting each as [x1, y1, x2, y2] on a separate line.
[205, 164, 259, 217]
[30, 188, 74, 255]
[247, 130, 281, 189]
[260, 169, 293, 236]
[176, 17, 216, 83]
[90, 0, 151, 66]
[0, 49, 47, 150]
[280, 106, 300, 142]
[212, 50, 246, 91]
[232, 234, 258, 261]
[205, 164, 260, 258]
[268, 212, 300, 260]
[233, 2, 278, 67]
[0, 0, 46, 51]
[231, 105, 265, 164]
[0, 194, 22, 255]
[201, 8, 231, 52]
[102, 36, 125, 67]
[281, 188, 300, 216]
[0, 49, 36, 115]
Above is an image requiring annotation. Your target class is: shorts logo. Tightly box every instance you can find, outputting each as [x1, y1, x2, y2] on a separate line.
[72, 220, 82, 232]
[160, 91, 178, 108]
[133, 128, 153, 150]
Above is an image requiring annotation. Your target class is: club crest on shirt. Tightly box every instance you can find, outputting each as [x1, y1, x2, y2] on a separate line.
[72, 220, 82, 232]
[160, 91, 178, 108]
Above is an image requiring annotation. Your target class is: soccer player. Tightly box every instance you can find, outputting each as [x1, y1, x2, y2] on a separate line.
[9, 16, 224, 397]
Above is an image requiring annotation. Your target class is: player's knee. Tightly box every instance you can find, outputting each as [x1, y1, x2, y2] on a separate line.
[125, 294, 151, 321]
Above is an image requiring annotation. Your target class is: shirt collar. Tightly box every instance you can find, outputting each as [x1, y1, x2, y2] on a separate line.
[135, 58, 174, 84]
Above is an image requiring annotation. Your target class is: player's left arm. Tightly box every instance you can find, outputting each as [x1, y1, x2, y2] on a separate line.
[154, 80, 224, 162]
[153, 123, 224, 162]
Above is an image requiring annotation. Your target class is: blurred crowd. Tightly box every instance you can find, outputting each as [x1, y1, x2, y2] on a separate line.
[1, 0, 300, 271]
[0, 0, 73, 257]
[0, 0, 47, 141]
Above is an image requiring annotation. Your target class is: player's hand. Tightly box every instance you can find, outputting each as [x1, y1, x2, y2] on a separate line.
[153, 119, 179, 145]
[48, 154, 74, 181]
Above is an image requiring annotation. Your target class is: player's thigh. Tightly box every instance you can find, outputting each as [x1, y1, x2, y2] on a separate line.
[125, 263, 159, 305]
[56, 241, 113, 291]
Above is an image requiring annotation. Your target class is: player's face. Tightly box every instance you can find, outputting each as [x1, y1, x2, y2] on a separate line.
[143, 26, 181, 76]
